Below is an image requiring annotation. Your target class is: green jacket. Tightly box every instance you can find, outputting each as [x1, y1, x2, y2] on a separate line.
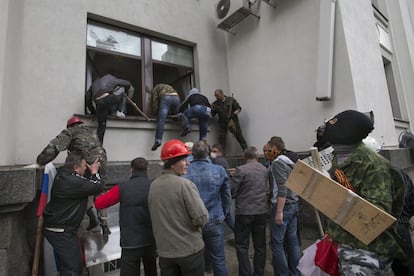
[37, 124, 107, 171]
[211, 95, 242, 125]
[151, 83, 178, 114]
[326, 143, 405, 258]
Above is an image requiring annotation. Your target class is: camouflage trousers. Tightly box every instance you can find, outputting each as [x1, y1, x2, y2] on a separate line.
[338, 244, 392, 276]
[87, 196, 108, 227]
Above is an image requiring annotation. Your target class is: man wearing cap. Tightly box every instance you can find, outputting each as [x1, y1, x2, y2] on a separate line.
[36, 116, 111, 236]
[322, 109, 405, 275]
[148, 139, 209, 275]
[150, 83, 181, 151]
[95, 157, 157, 276]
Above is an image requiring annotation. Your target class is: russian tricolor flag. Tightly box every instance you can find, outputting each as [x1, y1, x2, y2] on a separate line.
[36, 163, 56, 216]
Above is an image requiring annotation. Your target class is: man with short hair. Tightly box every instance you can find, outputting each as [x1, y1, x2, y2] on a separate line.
[95, 157, 157, 276]
[43, 151, 103, 276]
[211, 89, 247, 152]
[232, 146, 269, 276]
[268, 136, 301, 276]
[210, 143, 230, 170]
[185, 140, 232, 276]
[148, 139, 209, 276]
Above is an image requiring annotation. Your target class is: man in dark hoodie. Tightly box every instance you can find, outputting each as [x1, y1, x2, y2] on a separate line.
[178, 88, 211, 140]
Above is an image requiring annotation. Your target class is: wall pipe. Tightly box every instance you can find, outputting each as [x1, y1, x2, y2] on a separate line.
[316, 0, 336, 101]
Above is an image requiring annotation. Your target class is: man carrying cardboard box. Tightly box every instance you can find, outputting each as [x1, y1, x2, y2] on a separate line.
[321, 110, 405, 275]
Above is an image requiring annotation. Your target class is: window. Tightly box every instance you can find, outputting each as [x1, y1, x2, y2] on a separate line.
[383, 57, 401, 119]
[85, 19, 195, 117]
[373, 6, 408, 122]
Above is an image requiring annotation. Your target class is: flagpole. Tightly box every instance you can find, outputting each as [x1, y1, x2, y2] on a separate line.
[31, 216, 44, 276]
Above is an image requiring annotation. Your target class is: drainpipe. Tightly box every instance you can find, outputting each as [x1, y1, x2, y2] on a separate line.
[316, 0, 336, 101]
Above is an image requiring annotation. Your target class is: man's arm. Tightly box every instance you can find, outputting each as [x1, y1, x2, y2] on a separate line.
[85, 87, 95, 114]
[178, 96, 191, 113]
[272, 161, 290, 225]
[95, 185, 120, 209]
[231, 167, 242, 198]
[36, 129, 72, 165]
[151, 86, 160, 114]
[182, 181, 209, 227]
[56, 172, 104, 199]
[220, 168, 232, 216]
[232, 98, 242, 116]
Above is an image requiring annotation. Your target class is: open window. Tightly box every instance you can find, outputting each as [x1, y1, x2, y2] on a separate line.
[85, 19, 195, 117]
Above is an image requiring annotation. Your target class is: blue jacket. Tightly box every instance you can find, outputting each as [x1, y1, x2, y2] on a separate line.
[185, 159, 231, 224]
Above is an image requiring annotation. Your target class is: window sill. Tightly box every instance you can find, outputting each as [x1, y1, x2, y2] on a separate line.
[75, 114, 200, 131]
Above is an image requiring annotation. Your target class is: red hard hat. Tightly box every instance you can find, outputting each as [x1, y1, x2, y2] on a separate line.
[160, 139, 191, 160]
[66, 116, 84, 128]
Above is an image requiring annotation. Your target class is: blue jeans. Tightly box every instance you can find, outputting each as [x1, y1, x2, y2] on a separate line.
[155, 95, 180, 142]
[235, 214, 267, 276]
[269, 202, 301, 276]
[183, 105, 211, 140]
[202, 222, 228, 276]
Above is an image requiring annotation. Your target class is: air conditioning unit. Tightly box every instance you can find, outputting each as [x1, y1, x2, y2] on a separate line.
[216, 0, 261, 32]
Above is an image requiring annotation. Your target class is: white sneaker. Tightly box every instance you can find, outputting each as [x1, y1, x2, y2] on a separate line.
[116, 111, 126, 118]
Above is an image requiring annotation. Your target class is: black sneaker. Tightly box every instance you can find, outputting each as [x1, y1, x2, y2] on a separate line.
[180, 128, 191, 137]
[101, 225, 111, 236]
[151, 141, 161, 151]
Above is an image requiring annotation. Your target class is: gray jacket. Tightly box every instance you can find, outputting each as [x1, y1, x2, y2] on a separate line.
[231, 160, 269, 215]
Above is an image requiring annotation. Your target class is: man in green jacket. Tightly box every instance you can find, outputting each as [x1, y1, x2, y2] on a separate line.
[322, 109, 405, 275]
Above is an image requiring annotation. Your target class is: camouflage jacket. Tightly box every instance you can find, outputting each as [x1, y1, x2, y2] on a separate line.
[326, 143, 405, 259]
[211, 95, 242, 123]
[151, 84, 178, 114]
[37, 124, 107, 170]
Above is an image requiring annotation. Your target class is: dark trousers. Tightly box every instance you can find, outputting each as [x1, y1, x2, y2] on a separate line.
[95, 93, 120, 144]
[159, 249, 204, 276]
[218, 117, 247, 152]
[234, 214, 267, 276]
[392, 223, 414, 275]
[120, 245, 157, 276]
[44, 229, 83, 276]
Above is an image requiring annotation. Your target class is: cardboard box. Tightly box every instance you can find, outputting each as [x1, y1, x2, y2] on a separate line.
[286, 160, 396, 245]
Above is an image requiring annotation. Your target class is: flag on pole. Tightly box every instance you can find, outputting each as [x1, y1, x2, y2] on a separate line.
[36, 163, 56, 216]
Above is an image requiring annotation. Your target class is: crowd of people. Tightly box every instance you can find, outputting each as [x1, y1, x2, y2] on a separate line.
[35, 91, 414, 275]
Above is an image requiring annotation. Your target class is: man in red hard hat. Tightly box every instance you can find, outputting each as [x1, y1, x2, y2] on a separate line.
[36, 115, 111, 236]
[148, 139, 209, 275]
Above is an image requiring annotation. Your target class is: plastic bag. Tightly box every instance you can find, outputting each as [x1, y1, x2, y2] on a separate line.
[297, 239, 326, 276]
[315, 235, 339, 276]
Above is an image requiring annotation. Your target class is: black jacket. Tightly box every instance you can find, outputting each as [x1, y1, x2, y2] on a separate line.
[119, 172, 155, 248]
[43, 167, 104, 231]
